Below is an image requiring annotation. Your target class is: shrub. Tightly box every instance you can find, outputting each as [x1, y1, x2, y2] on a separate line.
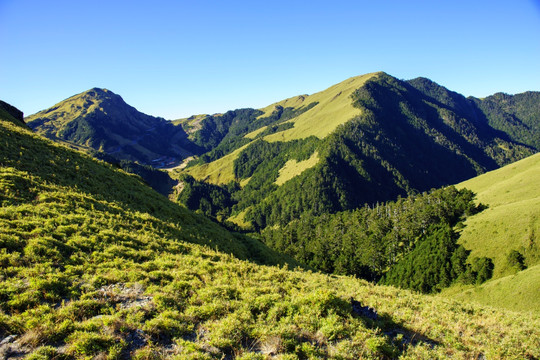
[66, 330, 124, 358]
[507, 250, 526, 271]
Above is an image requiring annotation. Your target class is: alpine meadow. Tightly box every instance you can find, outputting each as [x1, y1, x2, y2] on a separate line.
[1, 64, 539, 359]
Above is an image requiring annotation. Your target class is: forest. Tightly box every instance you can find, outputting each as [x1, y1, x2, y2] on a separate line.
[259, 186, 493, 292]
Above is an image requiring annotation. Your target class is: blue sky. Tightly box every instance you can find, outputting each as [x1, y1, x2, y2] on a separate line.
[1, 0, 539, 119]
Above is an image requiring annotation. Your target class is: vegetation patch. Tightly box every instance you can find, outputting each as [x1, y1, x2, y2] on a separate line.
[275, 151, 319, 186]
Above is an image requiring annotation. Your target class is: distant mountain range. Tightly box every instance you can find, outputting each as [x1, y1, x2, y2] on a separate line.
[179, 72, 539, 228]
[24, 72, 540, 229]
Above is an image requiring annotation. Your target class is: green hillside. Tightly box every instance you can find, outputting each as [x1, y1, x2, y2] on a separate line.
[456, 152, 540, 276]
[258, 72, 377, 142]
[0, 100, 26, 128]
[2, 102, 540, 358]
[179, 73, 534, 229]
[438, 153, 540, 313]
[442, 264, 540, 313]
[25, 88, 199, 166]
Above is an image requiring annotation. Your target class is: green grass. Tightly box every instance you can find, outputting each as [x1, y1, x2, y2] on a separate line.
[3, 106, 540, 358]
[172, 114, 210, 135]
[184, 143, 250, 184]
[441, 264, 540, 313]
[450, 153, 540, 313]
[262, 72, 379, 142]
[25, 88, 115, 144]
[275, 151, 319, 186]
[244, 125, 268, 139]
[456, 152, 540, 276]
[184, 73, 380, 185]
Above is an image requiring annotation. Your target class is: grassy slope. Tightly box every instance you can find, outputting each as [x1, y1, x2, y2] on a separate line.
[263, 73, 378, 142]
[442, 265, 540, 314]
[24, 90, 110, 139]
[448, 153, 540, 312]
[2, 108, 539, 358]
[186, 73, 379, 185]
[24, 88, 195, 164]
[172, 114, 209, 135]
[184, 143, 250, 185]
[456, 152, 540, 274]
[0, 116, 288, 266]
[275, 151, 319, 186]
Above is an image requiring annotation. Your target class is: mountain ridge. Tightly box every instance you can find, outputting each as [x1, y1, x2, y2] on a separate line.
[178, 72, 536, 229]
[25, 88, 200, 166]
[22, 72, 540, 231]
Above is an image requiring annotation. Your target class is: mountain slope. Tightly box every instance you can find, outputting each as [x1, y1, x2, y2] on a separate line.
[442, 264, 540, 313]
[471, 91, 540, 149]
[1, 101, 539, 359]
[2, 101, 288, 266]
[456, 152, 540, 276]
[0, 100, 26, 128]
[180, 72, 535, 229]
[430, 153, 540, 313]
[25, 88, 199, 165]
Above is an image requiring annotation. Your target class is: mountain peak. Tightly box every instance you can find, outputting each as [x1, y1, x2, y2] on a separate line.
[25, 88, 198, 164]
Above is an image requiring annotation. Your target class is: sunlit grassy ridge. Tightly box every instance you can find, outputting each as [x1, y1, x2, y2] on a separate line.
[448, 153, 540, 313]
[2, 105, 540, 358]
[263, 73, 378, 142]
[184, 144, 250, 185]
[456, 153, 540, 275]
[172, 114, 211, 135]
[25, 88, 196, 165]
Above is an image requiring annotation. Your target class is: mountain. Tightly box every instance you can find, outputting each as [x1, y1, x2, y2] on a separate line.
[2, 101, 539, 359]
[25, 88, 200, 166]
[177, 72, 537, 229]
[0, 99, 25, 127]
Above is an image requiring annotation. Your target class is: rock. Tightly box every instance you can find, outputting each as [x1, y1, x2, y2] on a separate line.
[0, 335, 17, 347]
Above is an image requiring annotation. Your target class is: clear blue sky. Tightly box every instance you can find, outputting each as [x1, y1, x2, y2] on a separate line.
[1, 0, 539, 119]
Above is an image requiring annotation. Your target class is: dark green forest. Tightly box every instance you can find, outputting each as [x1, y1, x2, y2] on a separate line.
[259, 186, 492, 293]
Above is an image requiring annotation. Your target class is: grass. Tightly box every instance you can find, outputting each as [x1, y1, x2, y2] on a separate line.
[244, 125, 268, 139]
[25, 88, 113, 142]
[275, 151, 319, 186]
[257, 95, 310, 119]
[450, 153, 540, 313]
[441, 264, 540, 313]
[456, 152, 540, 276]
[228, 209, 249, 228]
[185, 72, 380, 184]
[184, 144, 250, 184]
[262, 72, 380, 142]
[2, 107, 540, 358]
[172, 114, 209, 135]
